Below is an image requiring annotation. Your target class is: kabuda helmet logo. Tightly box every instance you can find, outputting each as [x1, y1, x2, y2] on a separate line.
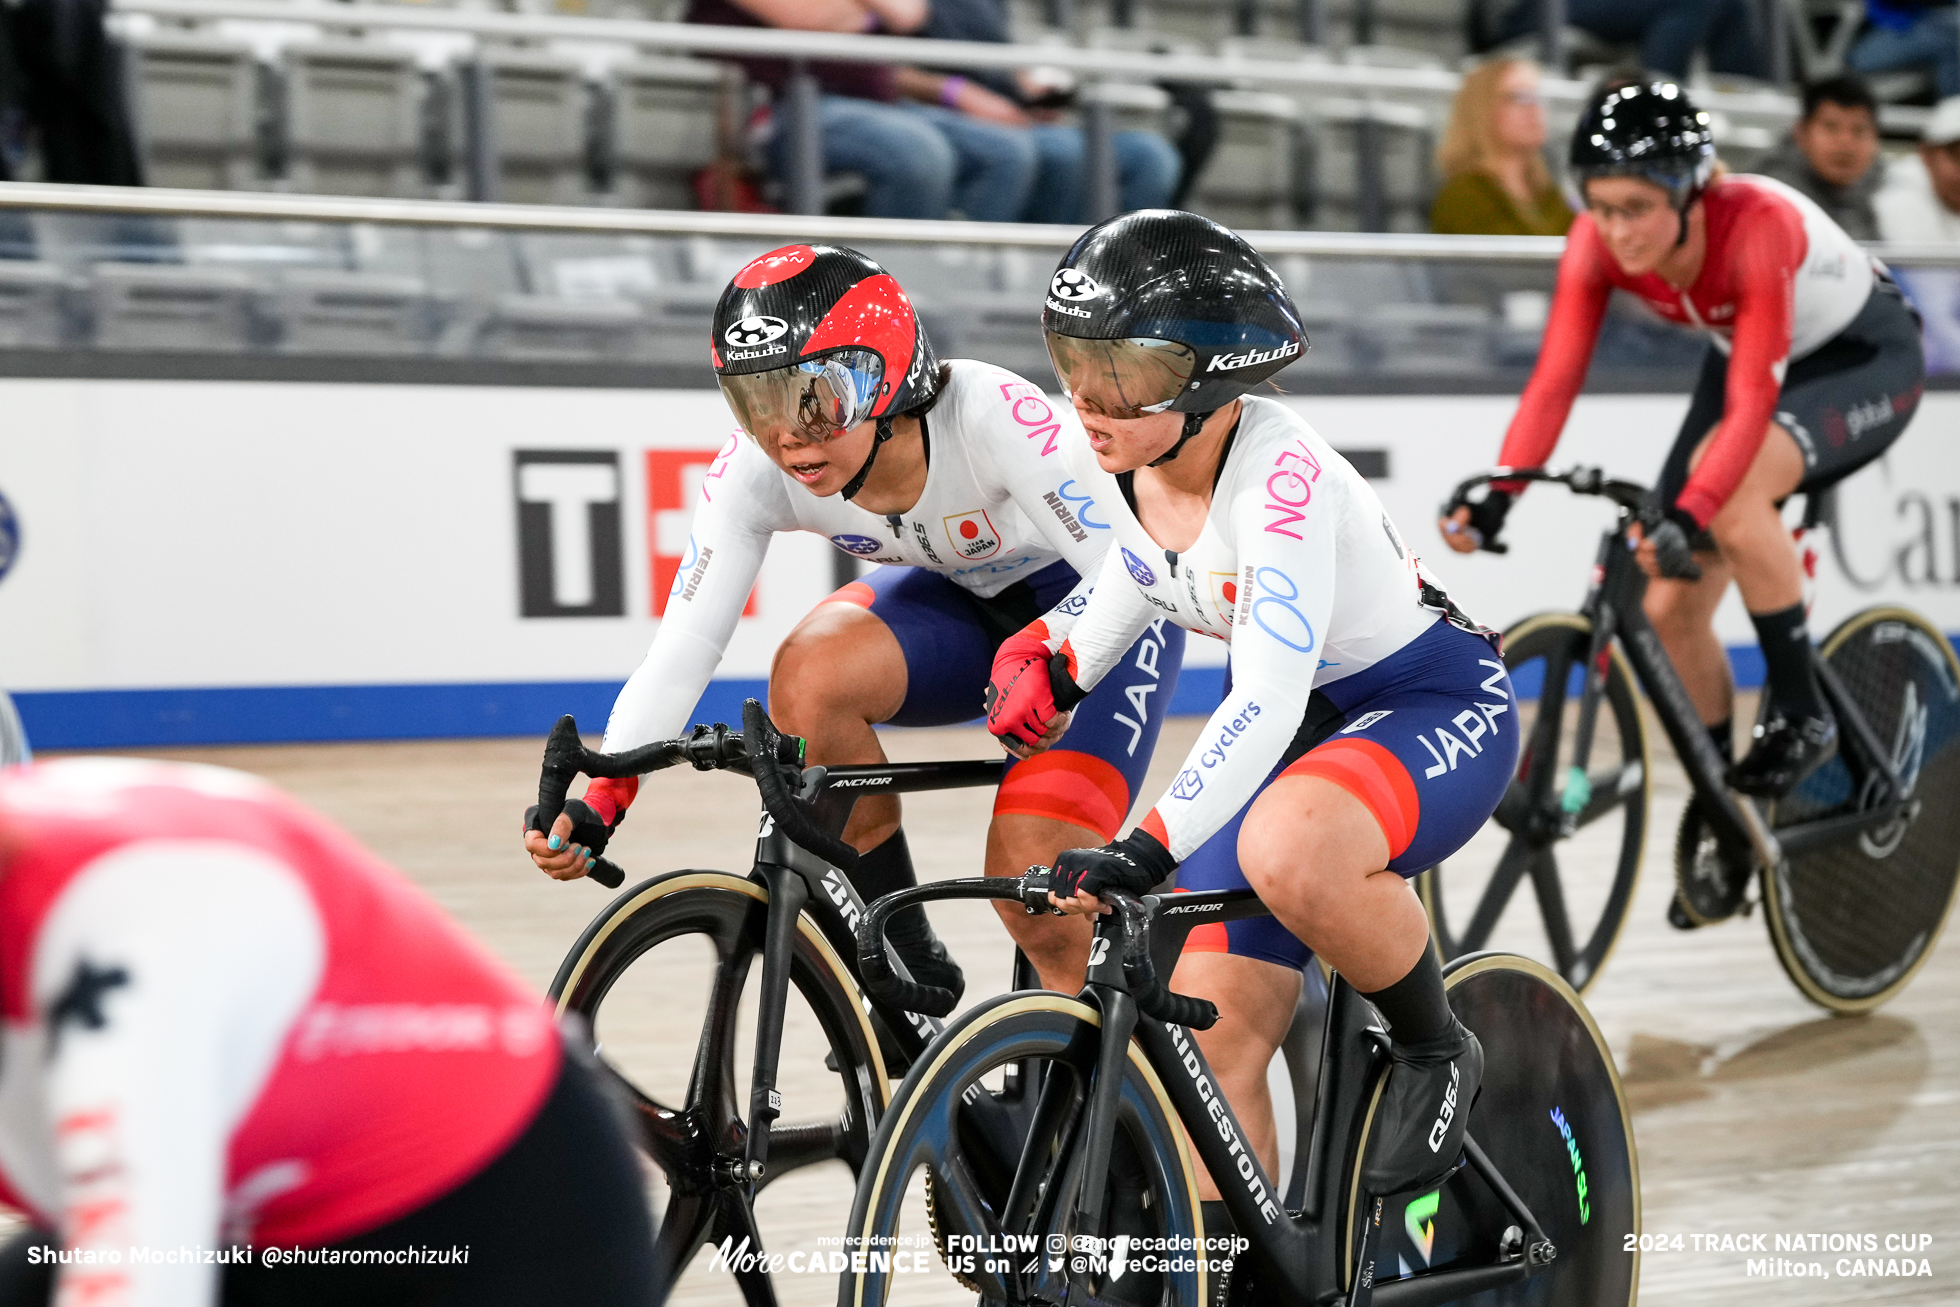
[725, 316, 789, 347]
[1050, 268, 1100, 301]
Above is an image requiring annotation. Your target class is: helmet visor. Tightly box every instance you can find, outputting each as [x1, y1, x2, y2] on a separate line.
[1045, 334, 1197, 419]
[718, 349, 886, 443]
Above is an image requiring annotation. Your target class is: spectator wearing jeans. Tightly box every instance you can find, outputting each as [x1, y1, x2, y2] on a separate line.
[687, 0, 1036, 221]
[1488, 0, 1765, 80]
[1429, 58, 1573, 236]
[1849, 1, 1960, 100]
[913, 0, 1180, 224]
[1875, 97, 1960, 370]
[1758, 75, 1884, 241]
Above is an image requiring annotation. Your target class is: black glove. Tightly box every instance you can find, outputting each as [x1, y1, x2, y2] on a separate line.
[1644, 509, 1704, 581]
[1054, 828, 1178, 901]
[1447, 488, 1512, 552]
[525, 798, 619, 858]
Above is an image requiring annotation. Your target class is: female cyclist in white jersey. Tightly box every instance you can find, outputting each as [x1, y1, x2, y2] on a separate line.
[986, 212, 1515, 1208]
[523, 245, 1183, 995]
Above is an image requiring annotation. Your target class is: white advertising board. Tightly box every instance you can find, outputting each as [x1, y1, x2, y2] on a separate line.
[0, 379, 1953, 746]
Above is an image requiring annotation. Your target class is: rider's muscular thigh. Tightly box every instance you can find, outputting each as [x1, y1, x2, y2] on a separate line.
[985, 814, 1096, 992]
[769, 602, 910, 852]
[1238, 775, 1428, 992]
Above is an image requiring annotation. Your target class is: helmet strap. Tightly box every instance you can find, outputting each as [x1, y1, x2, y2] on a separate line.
[1149, 409, 1217, 467]
[1674, 183, 1704, 248]
[840, 415, 897, 501]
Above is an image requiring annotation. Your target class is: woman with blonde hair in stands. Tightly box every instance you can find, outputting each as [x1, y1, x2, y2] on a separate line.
[1430, 58, 1575, 236]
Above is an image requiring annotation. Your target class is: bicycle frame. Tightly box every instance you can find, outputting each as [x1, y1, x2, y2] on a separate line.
[740, 757, 1003, 1181]
[1050, 890, 1556, 1307]
[1563, 514, 1914, 873]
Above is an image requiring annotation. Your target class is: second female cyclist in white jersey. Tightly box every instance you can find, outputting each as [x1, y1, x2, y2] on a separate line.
[524, 244, 1183, 996]
[985, 212, 1516, 1205]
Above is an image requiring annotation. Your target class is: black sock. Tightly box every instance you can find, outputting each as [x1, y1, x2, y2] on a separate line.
[1707, 717, 1734, 766]
[1359, 947, 1453, 1045]
[1750, 603, 1823, 718]
[850, 830, 931, 944]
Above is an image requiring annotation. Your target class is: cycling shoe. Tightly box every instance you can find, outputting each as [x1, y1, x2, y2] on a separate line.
[1728, 707, 1837, 797]
[1360, 1018, 1482, 1196]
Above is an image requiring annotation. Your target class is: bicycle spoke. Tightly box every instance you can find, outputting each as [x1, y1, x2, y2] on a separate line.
[605, 1067, 690, 1171]
[930, 1149, 1012, 1296]
[1459, 835, 1534, 954]
[686, 940, 753, 1147]
[1528, 848, 1579, 977]
[718, 1196, 783, 1307]
[759, 1116, 846, 1186]
[651, 1188, 717, 1295]
[1001, 1064, 1081, 1232]
[1573, 760, 1643, 830]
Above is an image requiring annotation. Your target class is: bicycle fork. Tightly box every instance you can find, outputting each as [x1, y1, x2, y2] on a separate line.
[741, 862, 808, 1187]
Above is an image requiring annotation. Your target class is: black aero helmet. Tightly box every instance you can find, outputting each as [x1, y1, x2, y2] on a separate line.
[1043, 210, 1304, 463]
[1569, 79, 1716, 230]
[711, 243, 940, 498]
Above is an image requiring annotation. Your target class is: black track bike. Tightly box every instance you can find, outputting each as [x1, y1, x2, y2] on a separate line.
[536, 700, 1012, 1306]
[1423, 466, 1960, 1010]
[839, 872, 1638, 1307]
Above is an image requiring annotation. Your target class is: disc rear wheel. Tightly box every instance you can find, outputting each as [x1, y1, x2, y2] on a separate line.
[1764, 607, 1960, 1011]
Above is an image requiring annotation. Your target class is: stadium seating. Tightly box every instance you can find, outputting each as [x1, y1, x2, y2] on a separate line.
[283, 41, 427, 198]
[129, 31, 263, 191]
[90, 263, 258, 352]
[610, 57, 731, 210]
[0, 263, 70, 349]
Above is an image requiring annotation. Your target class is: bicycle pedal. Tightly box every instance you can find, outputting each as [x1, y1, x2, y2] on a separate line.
[1665, 895, 1701, 931]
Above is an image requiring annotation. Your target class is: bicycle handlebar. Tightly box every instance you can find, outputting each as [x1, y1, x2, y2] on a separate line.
[855, 870, 1218, 1029]
[534, 699, 857, 889]
[1445, 465, 1657, 517]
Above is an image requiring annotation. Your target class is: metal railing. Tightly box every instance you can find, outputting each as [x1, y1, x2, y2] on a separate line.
[110, 0, 1913, 229]
[4, 180, 1960, 267]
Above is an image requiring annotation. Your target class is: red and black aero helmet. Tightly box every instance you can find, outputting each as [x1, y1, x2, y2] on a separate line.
[712, 244, 941, 448]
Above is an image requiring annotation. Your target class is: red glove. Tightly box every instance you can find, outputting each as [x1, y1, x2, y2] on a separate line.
[581, 775, 638, 827]
[986, 632, 1059, 749]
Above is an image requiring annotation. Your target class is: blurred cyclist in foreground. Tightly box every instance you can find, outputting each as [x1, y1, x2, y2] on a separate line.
[0, 758, 653, 1306]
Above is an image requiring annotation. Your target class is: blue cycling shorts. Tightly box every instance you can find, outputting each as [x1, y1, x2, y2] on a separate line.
[826, 561, 1185, 840]
[1174, 619, 1515, 970]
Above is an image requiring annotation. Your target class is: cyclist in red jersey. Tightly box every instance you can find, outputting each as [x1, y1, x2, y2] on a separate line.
[0, 759, 653, 1307]
[1442, 80, 1924, 809]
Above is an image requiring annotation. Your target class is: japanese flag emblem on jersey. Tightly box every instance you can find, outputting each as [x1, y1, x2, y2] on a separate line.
[1209, 572, 1239, 624]
[944, 510, 1001, 560]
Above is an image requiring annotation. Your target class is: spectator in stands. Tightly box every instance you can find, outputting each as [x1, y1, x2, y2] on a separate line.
[1430, 59, 1573, 236]
[912, 0, 1180, 224]
[1875, 96, 1960, 369]
[7, 0, 142, 186]
[1848, 1, 1960, 100]
[687, 0, 1036, 221]
[1485, 0, 1765, 81]
[1758, 75, 1883, 241]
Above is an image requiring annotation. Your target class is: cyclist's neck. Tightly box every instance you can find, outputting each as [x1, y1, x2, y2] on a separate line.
[1653, 207, 1708, 290]
[1127, 402, 1242, 552]
[844, 414, 928, 516]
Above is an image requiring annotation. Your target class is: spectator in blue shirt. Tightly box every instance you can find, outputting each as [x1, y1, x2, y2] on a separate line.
[1848, 1, 1960, 99]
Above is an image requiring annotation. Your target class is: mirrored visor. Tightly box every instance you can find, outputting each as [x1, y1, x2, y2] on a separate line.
[1045, 334, 1197, 419]
[718, 348, 886, 443]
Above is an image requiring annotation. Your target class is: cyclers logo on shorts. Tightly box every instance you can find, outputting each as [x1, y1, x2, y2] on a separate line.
[1121, 548, 1157, 586]
[831, 534, 885, 557]
[1167, 1022, 1280, 1223]
[1206, 339, 1301, 373]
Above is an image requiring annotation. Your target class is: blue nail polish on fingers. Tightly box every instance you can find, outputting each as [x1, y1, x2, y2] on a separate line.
[548, 835, 563, 851]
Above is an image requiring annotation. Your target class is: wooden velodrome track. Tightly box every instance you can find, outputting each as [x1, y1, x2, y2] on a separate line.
[56, 699, 1960, 1305]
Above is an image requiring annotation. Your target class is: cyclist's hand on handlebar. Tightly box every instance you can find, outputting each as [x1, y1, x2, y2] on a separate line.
[524, 787, 625, 881]
[1437, 488, 1513, 554]
[1629, 510, 1704, 582]
[1049, 829, 1176, 916]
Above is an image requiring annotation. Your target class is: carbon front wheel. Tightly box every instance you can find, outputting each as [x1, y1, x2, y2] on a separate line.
[1764, 607, 1960, 1012]
[1346, 954, 1639, 1306]
[550, 870, 888, 1307]
[839, 992, 1206, 1307]
[1420, 613, 1651, 993]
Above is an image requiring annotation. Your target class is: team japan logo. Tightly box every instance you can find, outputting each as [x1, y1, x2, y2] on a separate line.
[943, 510, 1001, 560]
[724, 315, 789, 347]
[1050, 268, 1101, 301]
